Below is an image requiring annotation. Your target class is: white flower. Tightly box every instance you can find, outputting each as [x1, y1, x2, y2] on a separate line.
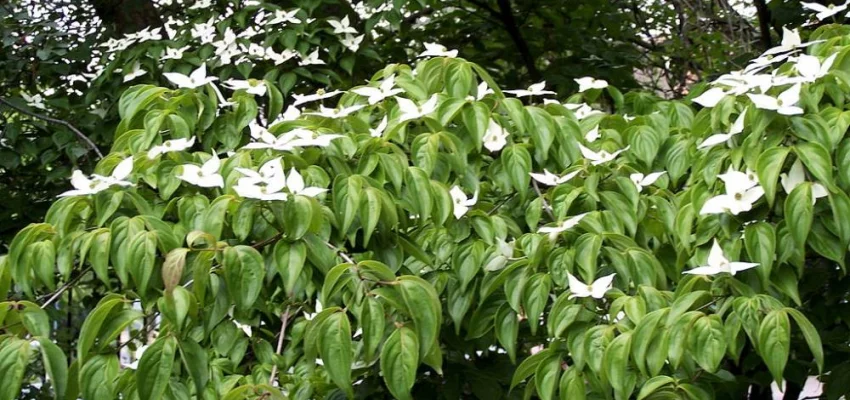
[163, 63, 218, 89]
[234, 158, 288, 201]
[307, 104, 365, 119]
[291, 89, 343, 106]
[503, 81, 556, 97]
[466, 81, 494, 101]
[270, 105, 302, 125]
[780, 159, 828, 204]
[396, 95, 439, 122]
[340, 34, 364, 52]
[122, 345, 149, 370]
[123, 61, 147, 83]
[698, 108, 747, 149]
[21, 92, 46, 110]
[266, 48, 297, 65]
[234, 320, 252, 337]
[298, 49, 325, 66]
[762, 27, 821, 56]
[190, 19, 216, 43]
[267, 9, 301, 25]
[58, 156, 134, 197]
[328, 16, 358, 34]
[244, 128, 342, 151]
[801, 1, 848, 20]
[482, 119, 509, 152]
[351, 75, 404, 105]
[700, 168, 764, 215]
[562, 103, 603, 120]
[745, 53, 794, 75]
[285, 168, 326, 197]
[692, 87, 728, 108]
[370, 116, 388, 138]
[747, 83, 803, 115]
[575, 77, 608, 92]
[304, 299, 324, 320]
[147, 137, 196, 159]
[178, 152, 224, 188]
[450, 186, 478, 219]
[418, 42, 458, 58]
[529, 169, 580, 186]
[795, 54, 836, 82]
[567, 272, 615, 299]
[189, 0, 212, 9]
[578, 144, 629, 166]
[162, 45, 190, 61]
[224, 79, 267, 96]
[538, 213, 589, 240]
[683, 240, 759, 276]
[630, 171, 665, 192]
[585, 125, 600, 142]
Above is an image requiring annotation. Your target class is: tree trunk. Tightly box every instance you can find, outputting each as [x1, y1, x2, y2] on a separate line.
[89, 0, 163, 35]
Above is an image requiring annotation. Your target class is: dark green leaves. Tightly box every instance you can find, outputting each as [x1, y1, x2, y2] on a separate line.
[501, 145, 532, 195]
[756, 147, 790, 206]
[137, 336, 177, 400]
[318, 311, 354, 398]
[397, 276, 442, 358]
[758, 309, 790, 385]
[0, 338, 32, 400]
[223, 246, 264, 311]
[381, 326, 419, 400]
[784, 183, 813, 249]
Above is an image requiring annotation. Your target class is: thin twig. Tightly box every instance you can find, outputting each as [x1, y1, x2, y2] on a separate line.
[269, 306, 292, 386]
[0, 97, 103, 159]
[532, 180, 556, 221]
[39, 266, 93, 309]
[325, 242, 356, 264]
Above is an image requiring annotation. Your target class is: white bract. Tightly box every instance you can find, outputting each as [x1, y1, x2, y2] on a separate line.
[466, 81, 494, 101]
[285, 168, 327, 197]
[450, 186, 478, 219]
[692, 87, 728, 108]
[224, 78, 267, 96]
[698, 108, 747, 149]
[396, 95, 438, 122]
[161, 45, 190, 60]
[780, 159, 829, 204]
[147, 137, 196, 159]
[328, 16, 357, 34]
[630, 171, 665, 192]
[538, 213, 589, 241]
[503, 81, 556, 97]
[578, 144, 629, 165]
[418, 42, 458, 58]
[177, 152, 224, 188]
[58, 156, 135, 197]
[747, 83, 804, 115]
[683, 240, 759, 276]
[234, 158, 288, 201]
[529, 169, 580, 186]
[163, 63, 218, 89]
[291, 89, 343, 106]
[267, 9, 300, 25]
[575, 77, 608, 92]
[340, 34, 364, 52]
[307, 104, 365, 119]
[801, 1, 848, 20]
[244, 127, 342, 151]
[794, 54, 836, 82]
[369, 116, 388, 138]
[233, 320, 252, 337]
[122, 61, 147, 83]
[699, 168, 764, 215]
[585, 125, 600, 142]
[351, 75, 404, 105]
[298, 49, 325, 66]
[567, 272, 616, 299]
[762, 27, 820, 56]
[482, 119, 509, 152]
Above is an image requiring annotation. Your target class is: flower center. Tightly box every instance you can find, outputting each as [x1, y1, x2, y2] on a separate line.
[734, 192, 743, 200]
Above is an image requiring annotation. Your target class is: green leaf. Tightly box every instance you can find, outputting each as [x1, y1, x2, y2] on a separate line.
[273, 241, 307, 296]
[285, 195, 317, 240]
[79, 354, 118, 400]
[162, 248, 189, 293]
[629, 126, 662, 166]
[494, 303, 519, 364]
[462, 102, 490, 150]
[179, 339, 209, 396]
[137, 336, 177, 400]
[361, 187, 383, 246]
[380, 326, 419, 400]
[397, 276, 442, 358]
[744, 222, 776, 285]
[758, 309, 790, 385]
[637, 376, 676, 400]
[510, 348, 552, 391]
[77, 295, 124, 364]
[796, 142, 837, 191]
[603, 332, 633, 399]
[128, 231, 158, 297]
[522, 273, 551, 335]
[223, 245, 265, 311]
[559, 368, 586, 400]
[784, 308, 824, 373]
[0, 338, 32, 400]
[359, 296, 386, 363]
[502, 145, 532, 195]
[575, 233, 602, 282]
[784, 183, 813, 249]
[36, 337, 68, 399]
[756, 147, 790, 206]
[688, 315, 726, 373]
[319, 312, 354, 397]
[534, 353, 562, 400]
[29, 240, 56, 290]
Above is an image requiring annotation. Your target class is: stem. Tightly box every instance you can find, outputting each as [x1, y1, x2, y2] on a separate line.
[0, 97, 103, 159]
[532, 180, 556, 221]
[325, 242, 356, 264]
[40, 266, 93, 309]
[269, 306, 292, 386]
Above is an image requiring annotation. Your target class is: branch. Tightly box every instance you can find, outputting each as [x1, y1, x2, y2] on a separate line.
[39, 266, 93, 309]
[494, 0, 541, 81]
[0, 97, 103, 159]
[753, 0, 773, 51]
[325, 242, 356, 264]
[269, 306, 293, 386]
[532, 180, 556, 221]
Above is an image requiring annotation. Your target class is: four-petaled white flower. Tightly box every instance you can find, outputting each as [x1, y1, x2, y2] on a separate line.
[163, 63, 218, 89]
[396, 95, 439, 122]
[795, 54, 836, 82]
[530, 169, 580, 186]
[59, 156, 135, 197]
[538, 213, 589, 240]
[234, 158, 288, 201]
[285, 168, 327, 197]
[503, 81, 556, 97]
[698, 108, 747, 149]
[224, 78, 267, 96]
[585, 125, 601, 142]
[692, 87, 728, 108]
[123, 61, 147, 83]
[351, 75, 404, 105]
[567, 272, 616, 299]
[267, 9, 300, 25]
[370, 116, 388, 138]
[340, 34, 364, 52]
[700, 167, 764, 215]
[630, 171, 665, 192]
[466, 81, 494, 101]
[292, 89, 343, 106]
[233, 320, 252, 337]
[683, 240, 759, 276]
[762, 27, 820, 56]
[121, 344, 149, 370]
[298, 49, 325, 66]
[328, 16, 358, 34]
[747, 83, 804, 115]
[578, 144, 629, 165]
[482, 119, 509, 152]
[147, 137, 196, 159]
[575, 77, 608, 92]
[178, 152, 224, 188]
[307, 104, 365, 119]
[561, 103, 603, 120]
[244, 127, 342, 151]
[162, 45, 190, 61]
[418, 42, 458, 58]
[801, 1, 848, 20]
[450, 186, 478, 219]
[780, 159, 829, 204]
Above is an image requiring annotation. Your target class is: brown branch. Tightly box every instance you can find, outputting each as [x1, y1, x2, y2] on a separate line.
[494, 0, 541, 81]
[0, 97, 103, 159]
[269, 306, 293, 386]
[753, 0, 773, 51]
[39, 266, 93, 309]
